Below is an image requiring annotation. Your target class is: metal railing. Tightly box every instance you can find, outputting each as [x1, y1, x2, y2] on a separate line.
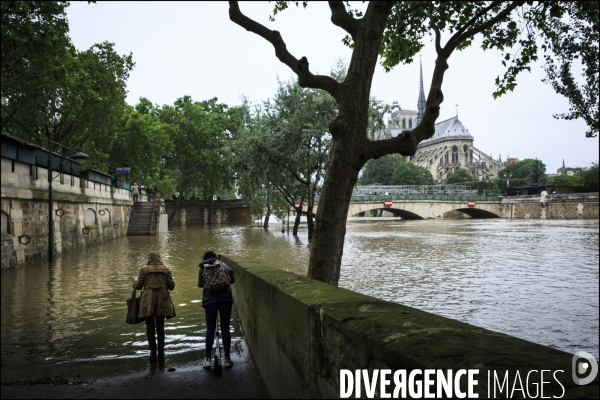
[349, 194, 502, 202]
[352, 184, 478, 197]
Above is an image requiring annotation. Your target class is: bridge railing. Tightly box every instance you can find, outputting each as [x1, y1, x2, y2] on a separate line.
[349, 194, 502, 202]
[305, 194, 503, 204]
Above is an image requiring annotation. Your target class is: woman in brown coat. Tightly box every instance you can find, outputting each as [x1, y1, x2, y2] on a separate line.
[131, 252, 176, 362]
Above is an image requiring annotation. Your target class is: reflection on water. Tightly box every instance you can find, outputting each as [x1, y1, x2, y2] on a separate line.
[1, 219, 598, 370]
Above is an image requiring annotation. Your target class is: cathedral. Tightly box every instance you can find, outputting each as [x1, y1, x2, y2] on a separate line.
[374, 59, 503, 184]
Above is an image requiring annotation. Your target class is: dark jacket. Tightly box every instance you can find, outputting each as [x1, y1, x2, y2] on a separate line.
[198, 257, 234, 308]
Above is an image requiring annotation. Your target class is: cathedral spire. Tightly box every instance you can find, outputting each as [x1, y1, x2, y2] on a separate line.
[416, 55, 426, 124]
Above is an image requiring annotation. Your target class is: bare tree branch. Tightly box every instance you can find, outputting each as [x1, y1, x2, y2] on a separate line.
[328, 1, 358, 39]
[229, 1, 340, 101]
[427, 3, 442, 54]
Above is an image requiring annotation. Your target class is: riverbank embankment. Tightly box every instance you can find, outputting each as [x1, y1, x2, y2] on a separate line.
[223, 254, 599, 399]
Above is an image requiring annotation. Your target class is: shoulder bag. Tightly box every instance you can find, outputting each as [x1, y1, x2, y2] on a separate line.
[126, 284, 144, 324]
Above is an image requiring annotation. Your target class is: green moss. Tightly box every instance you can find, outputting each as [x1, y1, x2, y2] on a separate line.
[224, 255, 599, 398]
[221, 256, 370, 306]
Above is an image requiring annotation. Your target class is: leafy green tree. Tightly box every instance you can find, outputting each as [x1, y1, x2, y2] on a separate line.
[230, 1, 598, 285]
[1, 1, 71, 135]
[2, 2, 134, 154]
[528, 158, 548, 186]
[498, 159, 537, 180]
[489, 183, 501, 194]
[159, 96, 238, 222]
[539, 2, 598, 138]
[576, 162, 599, 191]
[233, 78, 336, 237]
[359, 155, 400, 185]
[547, 174, 582, 187]
[98, 100, 173, 187]
[446, 168, 473, 184]
[232, 104, 292, 229]
[391, 160, 433, 185]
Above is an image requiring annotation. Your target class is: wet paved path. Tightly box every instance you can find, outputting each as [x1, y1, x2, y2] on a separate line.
[1, 323, 269, 399]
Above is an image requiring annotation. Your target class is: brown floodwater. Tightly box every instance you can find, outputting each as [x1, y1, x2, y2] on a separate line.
[1, 218, 598, 372]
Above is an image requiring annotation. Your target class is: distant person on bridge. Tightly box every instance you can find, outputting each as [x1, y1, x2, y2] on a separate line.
[131, 252, 176, 363]
[198, 250, 235, 369]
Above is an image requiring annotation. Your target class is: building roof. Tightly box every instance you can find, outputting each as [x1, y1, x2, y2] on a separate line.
[419, 116, 473, 145]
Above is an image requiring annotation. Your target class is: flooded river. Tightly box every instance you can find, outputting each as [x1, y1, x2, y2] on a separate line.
[1, 218, 598, 372]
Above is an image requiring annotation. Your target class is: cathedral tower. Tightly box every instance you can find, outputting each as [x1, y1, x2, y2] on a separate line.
[416, 56, 426, 124]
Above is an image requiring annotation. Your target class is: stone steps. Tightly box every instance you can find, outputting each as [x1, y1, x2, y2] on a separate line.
[127, 202, 157, 236]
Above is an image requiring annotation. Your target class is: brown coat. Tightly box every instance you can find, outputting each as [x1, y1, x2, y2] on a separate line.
[135, 261, 176, 319]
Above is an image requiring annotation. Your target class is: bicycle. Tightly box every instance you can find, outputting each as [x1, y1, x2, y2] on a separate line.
[211, 313, 223, 372]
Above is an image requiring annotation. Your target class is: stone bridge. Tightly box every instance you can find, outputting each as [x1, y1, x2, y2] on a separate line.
[346, 198, 501, 219]
[303, 195, 503, 219]
[300, 193, 599, 220]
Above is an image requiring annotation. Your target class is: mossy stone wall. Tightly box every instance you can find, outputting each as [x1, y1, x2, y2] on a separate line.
[222, 255, 598, 399]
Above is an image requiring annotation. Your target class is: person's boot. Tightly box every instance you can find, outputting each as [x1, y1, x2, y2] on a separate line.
[158, 348, 164, 360]
[149, 350, 157, 363]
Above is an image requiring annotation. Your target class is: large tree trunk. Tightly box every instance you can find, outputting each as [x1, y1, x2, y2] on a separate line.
[308, 135, 364, 285]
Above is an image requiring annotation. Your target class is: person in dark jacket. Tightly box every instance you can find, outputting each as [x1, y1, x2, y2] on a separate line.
[198, 250, 235, 369]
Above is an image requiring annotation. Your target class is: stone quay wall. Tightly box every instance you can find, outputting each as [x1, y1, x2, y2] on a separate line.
[165, 199, 251, 225]
[1, 157, 133, 269]
[498, 193, 599, 219]
[222, 255, 598, 399]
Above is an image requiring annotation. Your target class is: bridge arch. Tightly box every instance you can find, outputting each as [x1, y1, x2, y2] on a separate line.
[452, 207, 500, 218]
[309, 198, 503, 219]
[353, 207, 425, 220]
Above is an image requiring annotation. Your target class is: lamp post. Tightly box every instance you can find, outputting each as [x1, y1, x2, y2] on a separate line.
[47, 138, 89, 262]
[503, 172, 513, 188]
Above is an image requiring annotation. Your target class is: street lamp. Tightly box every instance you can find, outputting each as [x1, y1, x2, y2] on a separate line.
[48, 138, 89, 262]
[503, 172, 512, 187]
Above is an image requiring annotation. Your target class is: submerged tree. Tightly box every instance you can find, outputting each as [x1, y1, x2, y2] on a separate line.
[233, 78, 336, 237]
[229, 1, 598, 286]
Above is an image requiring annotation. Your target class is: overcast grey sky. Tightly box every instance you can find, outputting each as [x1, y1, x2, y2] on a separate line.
[65, 1, 598, 173]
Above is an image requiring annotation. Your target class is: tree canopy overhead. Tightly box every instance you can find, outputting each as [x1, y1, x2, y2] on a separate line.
[229, 1, 599, 286]
[1, 1, 135, 153]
